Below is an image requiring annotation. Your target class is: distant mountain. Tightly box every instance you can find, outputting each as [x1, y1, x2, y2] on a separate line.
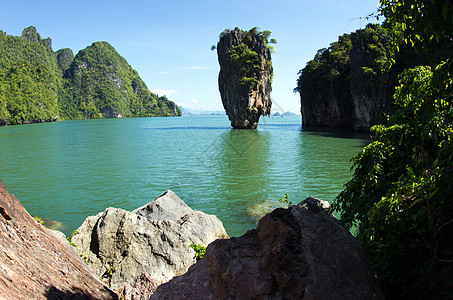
[272, 111, 298, 117]
[179, 107, 226, 116]
[0, 26, 181, 125]
[281, 111, 298, 116]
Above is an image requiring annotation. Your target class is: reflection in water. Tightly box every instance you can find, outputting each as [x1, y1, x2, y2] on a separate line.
[297, 128, 368, 202]
[212, 129, 271, 235]
[302, 126, 370, 141]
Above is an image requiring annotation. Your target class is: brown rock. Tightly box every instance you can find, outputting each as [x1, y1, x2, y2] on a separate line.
[114, 273, 160, 300]
[152, 197, 384, 299]
[0, 179, 117, 300]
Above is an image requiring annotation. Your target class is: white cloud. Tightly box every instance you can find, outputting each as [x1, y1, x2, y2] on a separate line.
[191, 99, 199, 104]
[157, 71, 169, 75]
[150, 89, 176, 96]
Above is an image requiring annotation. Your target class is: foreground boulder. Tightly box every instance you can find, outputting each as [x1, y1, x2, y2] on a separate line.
[72, 190, 228, 293]
[152, 197, 384, 299]
[217, 27, 273, 129]
[0, 180, 116, 300]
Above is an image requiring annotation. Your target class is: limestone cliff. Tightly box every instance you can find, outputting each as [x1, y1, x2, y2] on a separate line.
[296, 24, 402, 132]
[348, 26, 396, 131]
[0, 26, 181, 125]
[217, 27, 273, 129]
[55, 48, 74, 72]
[0, 26, 61, 125]
[21, 26, 52, 50]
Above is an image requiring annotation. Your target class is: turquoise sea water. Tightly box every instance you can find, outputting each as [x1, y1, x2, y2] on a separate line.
[0, 115, 369, 236]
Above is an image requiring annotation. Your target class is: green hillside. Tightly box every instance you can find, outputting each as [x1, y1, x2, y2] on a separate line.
[0, 27, 61, 125]
[60, 41, 180, 119]
[0, 26, 180, 125]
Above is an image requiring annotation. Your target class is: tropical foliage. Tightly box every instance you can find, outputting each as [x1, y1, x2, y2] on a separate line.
[333, 0, 453, 298]
[190, 243, 206, 261]
[295, 24, 396, 102]
[294, 31, 352, 99]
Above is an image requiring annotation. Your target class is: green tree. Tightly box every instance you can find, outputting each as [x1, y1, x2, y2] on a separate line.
[379, 0, 453, 45]
[379, 0, 453, 64]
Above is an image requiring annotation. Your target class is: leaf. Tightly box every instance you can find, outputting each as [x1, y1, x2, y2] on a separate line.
[410, 198, 424, 208]
[443, 3, 449, 21]
[429, 187, 439, 199]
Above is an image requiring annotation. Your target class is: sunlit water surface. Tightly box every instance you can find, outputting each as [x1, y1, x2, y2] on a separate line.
[0, 115, 368, 236]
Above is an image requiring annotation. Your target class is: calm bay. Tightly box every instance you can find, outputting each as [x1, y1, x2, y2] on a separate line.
[0, 115, 368, 237]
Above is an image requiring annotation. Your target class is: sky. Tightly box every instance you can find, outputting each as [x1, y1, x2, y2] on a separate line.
[1, 0, 381, 114]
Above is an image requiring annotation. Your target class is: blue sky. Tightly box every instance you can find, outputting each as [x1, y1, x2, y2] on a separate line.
[1, 0, 380, 113]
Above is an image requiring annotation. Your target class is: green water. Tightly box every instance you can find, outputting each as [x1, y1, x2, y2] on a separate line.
[0, 115, 369, 236]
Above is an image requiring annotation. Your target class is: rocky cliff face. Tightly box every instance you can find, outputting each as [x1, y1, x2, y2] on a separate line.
[299, 69, 353, 129]
[0, 179, 117, 299]
[297, 24, 396, 132]
[152, 197, 384, 299]
[348, 28, 396, 131]
[71, 190, 228, 294]
[217, 28, 273, 129]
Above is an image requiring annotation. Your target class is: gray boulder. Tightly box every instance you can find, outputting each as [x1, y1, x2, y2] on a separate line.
[71, 190, 228, 291]
[152, 197, 384, 299]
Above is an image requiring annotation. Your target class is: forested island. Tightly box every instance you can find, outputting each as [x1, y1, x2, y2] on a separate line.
[295, 22, 451, 132]
[0, 26, 181, 126]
